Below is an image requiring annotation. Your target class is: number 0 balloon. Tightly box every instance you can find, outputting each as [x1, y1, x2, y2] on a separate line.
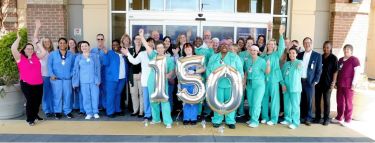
[206, 65, 243, 115]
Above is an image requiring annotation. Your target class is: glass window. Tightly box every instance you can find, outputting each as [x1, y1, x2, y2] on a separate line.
[202, 0, 234, 12]
[272, 17, 287, 40]
[112, 13, 126, 40]
[203, 26, 234, 41]
[273, 0, 288, 15]
[166, 0, 199, 11]
[237, 27, 267, 40]
[129, 0, 163, 10]
[131, 25, 163, 39]
[166, 25, 197, 44]
[112, 0, 126, 11]
[237, 0, 271, 13]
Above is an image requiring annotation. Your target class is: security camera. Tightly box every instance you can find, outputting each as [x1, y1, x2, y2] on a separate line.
[198, 13, 203, 17]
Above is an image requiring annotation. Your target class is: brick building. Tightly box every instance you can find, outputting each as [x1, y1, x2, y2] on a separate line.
[2, 0, 375, 78]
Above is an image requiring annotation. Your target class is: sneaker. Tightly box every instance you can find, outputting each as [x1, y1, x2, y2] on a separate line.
[331, 118, 341, 123]
[227, 124, 236, 129]
[166, 124, 172, 129]
[150, 121, 161, 124]
[341, 121, 350, 127]
[288, 124, 297, 129]
[260, 120, 267, 124]
[116, 112, 125, 116]
[28, 121, 35, 126]
[266, 121, 275, 126]
[36, 116, 44, 121]
[54, 113, 62, 119]
[280, 121, 289, 125]
[323, 120, 329, 126]
[183, 120, 189, 125]
[78, 112, 85, 116]
[107, 114, 115, 118]
[131, 112, 138, 116]
[245, 121, 250, 125]
[212, 123, 221, 128]
[138, 114, 144, 118]
[249, 123, 258, 128]
[66, 113, 74, 119]
[191, 120, 197, 125]
[45, 113, 53, 118]
[236, 114, 245, 118]
[94, 114, 100, 119]
[313, 118, 321, 124]
[305, 121, 311, 126]
[85, 115, 92, 120]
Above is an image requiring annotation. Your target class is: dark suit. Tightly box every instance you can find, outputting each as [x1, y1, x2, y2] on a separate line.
[297, 51, 322, 122]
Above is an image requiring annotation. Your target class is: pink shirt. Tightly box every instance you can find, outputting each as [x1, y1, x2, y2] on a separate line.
[17, 53, 43, 85]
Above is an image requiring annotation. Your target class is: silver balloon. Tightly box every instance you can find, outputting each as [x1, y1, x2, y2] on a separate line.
[176, 55, 206, 104]
[149, 55, 169, 102]
[206, 65, 243, 115]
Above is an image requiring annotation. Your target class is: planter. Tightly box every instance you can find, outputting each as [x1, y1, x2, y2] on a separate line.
[0, 84, 25, 119]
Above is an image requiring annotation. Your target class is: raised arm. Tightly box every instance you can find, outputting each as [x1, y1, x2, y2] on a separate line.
[267, 22, 273, 42]
[276, 25, 285, 58]
[11, 32, 21, 62]
[121, 48, 142, 65]
[33, 20, 47, 59]
[138, 29, 153, 55]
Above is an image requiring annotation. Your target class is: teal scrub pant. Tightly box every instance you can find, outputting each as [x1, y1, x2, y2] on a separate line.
[283, 91, 301, 127]
[261, 81, 280, 124]
[237, 90, 246, 116]
[151, 101, 173, 126]
[212, 87, 236, 125]
[247, 79, 265, 126]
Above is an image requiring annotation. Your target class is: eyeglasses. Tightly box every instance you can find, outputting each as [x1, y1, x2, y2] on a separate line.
[97, 39, 104, 41]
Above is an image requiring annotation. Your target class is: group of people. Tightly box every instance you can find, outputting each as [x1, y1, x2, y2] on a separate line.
[12, 20, 360, 130]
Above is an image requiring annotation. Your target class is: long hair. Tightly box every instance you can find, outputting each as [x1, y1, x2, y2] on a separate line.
[120, 33, 131, 48]
[42, 38, 54, 52]
[69, 38, 78, 53]
[182, 43, 195, 57]
[323, 41, 333, 53]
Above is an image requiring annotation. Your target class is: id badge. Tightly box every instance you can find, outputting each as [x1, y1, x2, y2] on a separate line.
[286, 70, 289, 75]
[248, 67, 253, 73]
[86, 58, 90, 62]
[62, 60, 66, 65]
[310, 64, 314, 70]
[29, 60, 33, 64]
[339, 64, 343, 70]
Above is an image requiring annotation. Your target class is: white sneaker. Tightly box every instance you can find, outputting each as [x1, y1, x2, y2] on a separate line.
[94, 114, 100, 119]
[260, 120, 267, 124]
[280, 121, 289, 125]
[246, 121, 250, 125]
[249, 123, 258, 128]
[340, 121, 350, 127]
[85, 115, 92, 120]
[288, 124, 297, 129]
[266, 121, 275, 126]
[331, 118, 341, 123]
[150, 121, 161, 124]
[166, 124, 172, 128]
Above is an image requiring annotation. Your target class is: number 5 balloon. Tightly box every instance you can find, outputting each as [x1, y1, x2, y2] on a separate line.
[176, 55, 206, 104]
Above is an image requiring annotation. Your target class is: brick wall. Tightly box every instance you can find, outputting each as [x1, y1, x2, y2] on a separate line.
[26, 0, 67, 43]
[1, 0, 18, 32]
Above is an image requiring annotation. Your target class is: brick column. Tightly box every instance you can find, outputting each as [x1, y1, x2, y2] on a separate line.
[26, 0, 67, 42]
[1, 0, 18, 33]
[329, 0, 371, 73]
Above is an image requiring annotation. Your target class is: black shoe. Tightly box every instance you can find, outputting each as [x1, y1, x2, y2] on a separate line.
[54, 113, 62, 119]
[313, 118, 321, 123]
[131, 112, 138, 116]
[183, 120, 189, 125]
[227, 124, 236, 129]
[305, 121, 311, 126]
[45, 113, 53, 118]
[28, 121, 35, 126]
[323, 120, 330, 126]
[66, 113, 74, 119]
[144, 117, 151, 120]
[213, 123, 221, 128]
[116, 112, 125, 116]
[79, 112, 85, 116]
[36, 116, 44, 121]
[138, 114, 144, 118]
[191, 120, 197, 125]
[107, 114, 115, 118]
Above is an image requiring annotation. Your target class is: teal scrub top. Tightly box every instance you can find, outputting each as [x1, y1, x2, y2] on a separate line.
[281, 60, 303, 93]
[207, 52, 244, 88]
[244, 57, 267, 81]
[147, 50, 176, 97]
[260, 36, 285, 83]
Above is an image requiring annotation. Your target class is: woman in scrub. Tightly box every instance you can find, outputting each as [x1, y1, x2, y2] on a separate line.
[244, 45, 270, 128]
[72, 41, 101, 119]
[140, 29, 175, 128]
[281, 47, 303, 129]
[260, 25, 285, 126]
[206, 39, 244, 129]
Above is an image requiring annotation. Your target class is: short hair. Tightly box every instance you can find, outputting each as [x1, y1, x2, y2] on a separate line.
[146, 37, 155, 43]
[20, 43, 34, 57]
[182, 43, 195, 57]
[97, 33, 105, 38]
[289, 46, 298, 53]
[343, 44, 353, 51]
[80, 41, 90, 47]
[57, 37, 67, 49]
[292, 40, 299, 44]
[212, 37, 220, 42]
[303, 37, 312, 43]
[120, 34, 131, 47]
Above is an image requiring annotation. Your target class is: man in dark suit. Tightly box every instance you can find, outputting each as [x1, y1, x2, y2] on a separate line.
[297, 37, 322, 126]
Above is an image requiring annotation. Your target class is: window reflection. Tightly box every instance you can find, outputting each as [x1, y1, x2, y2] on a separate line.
[112, 13, 126, 40]
[129, 0, 163, 10]
[274, 0, 288, 15]
[131, 25, 163, 40]
[166, 25, 197, 44]
[203, 26, 234, 41]
[237, 27, 267, 40]
[237, 0, 271, 13]
[166, 0, 198, 11]
[202, 0, 234, 12]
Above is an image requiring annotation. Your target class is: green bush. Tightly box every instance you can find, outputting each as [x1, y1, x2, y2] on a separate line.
[0, 28, 28, 86]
